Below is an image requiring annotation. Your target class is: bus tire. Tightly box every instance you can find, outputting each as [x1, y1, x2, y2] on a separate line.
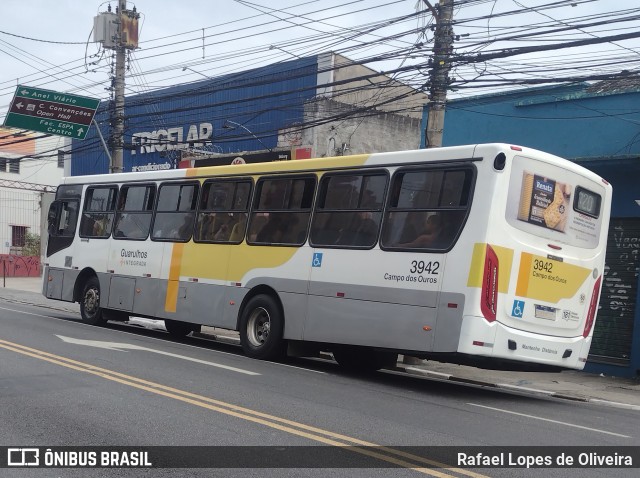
[165, 319, 201, 337]
[79, 277, 107, 326]
[333, 347, 397, 372]
[239, 294, 285, 360]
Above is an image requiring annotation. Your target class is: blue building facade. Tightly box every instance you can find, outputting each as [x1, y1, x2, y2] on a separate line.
[422, 80, 640, 377]
[72, 56, 320, 175]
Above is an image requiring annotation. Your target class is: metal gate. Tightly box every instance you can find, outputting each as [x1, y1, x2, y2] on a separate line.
[589, 218, 640, 365]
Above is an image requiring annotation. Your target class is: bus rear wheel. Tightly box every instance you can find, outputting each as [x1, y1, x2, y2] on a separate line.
[79, 277, 107, 326]
[333, 347, 398, 372]
[165, 319, 201, 337]
[239, 294, 285, 360]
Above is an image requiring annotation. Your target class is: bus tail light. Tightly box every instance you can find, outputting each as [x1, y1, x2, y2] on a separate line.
[480, 245, 499, 322]
[583, 276, 602, 338]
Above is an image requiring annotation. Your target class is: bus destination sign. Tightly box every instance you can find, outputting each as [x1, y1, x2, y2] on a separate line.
[3, 85, 100, 140]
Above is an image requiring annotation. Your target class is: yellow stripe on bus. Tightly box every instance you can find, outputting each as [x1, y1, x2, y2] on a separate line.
[183, 154, 371, 178]
[161, 158, 374, 306]
[515, 252, 533, 297]
[467, 243, 487, 289]
[467, 243, 513, 294]
[164, 242, 185, 313]
[516, 252, 591, 303]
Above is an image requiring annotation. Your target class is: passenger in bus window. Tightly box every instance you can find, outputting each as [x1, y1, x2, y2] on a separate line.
[197, 213, 214, 240]
[177, 215, 194, 239]
[351, 211, 378, 246]
[200, 213, 224, 240]
[212, 214, 236, 241]
[256, 215, 287, 243]
[400, 214, 443, 248]
[335, 211, 377, 246]
[93, 215, 109, 236]
[114, 214, 132, 237]
[229, 215, 247, 242]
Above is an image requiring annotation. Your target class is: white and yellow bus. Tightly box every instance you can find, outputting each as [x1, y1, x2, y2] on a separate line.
[43, 144, 612, 371]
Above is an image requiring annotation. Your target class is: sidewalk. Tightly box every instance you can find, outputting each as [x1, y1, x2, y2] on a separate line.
[2, 276, 639, 409]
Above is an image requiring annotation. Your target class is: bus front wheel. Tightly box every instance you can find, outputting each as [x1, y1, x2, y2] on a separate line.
[79, 277, 107, 326]
[239, 294, 285, 360]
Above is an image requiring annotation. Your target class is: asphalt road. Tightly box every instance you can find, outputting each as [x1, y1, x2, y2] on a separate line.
[0, 299, 638, 477]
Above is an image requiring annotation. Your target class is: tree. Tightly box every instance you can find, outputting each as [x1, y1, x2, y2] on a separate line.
[22, 232, 41, 256]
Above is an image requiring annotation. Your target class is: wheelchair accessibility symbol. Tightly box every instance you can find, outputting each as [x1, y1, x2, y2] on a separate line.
[312, 252, 323, 267]
[512, 300, 525, 318]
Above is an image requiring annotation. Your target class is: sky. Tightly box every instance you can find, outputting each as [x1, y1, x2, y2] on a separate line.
[1, 0, 640, 122]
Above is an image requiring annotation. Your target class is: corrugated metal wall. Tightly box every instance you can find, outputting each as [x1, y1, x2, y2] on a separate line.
[72, 56, 319, 176]
[589, 218, 640, 365]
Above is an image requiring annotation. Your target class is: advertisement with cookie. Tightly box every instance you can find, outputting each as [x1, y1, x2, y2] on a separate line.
[517, 172, 571, 232]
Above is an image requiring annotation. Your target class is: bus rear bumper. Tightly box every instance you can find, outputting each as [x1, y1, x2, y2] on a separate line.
[458, 316, 590, 370]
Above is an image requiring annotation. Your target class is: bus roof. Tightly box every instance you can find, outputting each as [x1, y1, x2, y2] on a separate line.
[59, 143, 605, 186]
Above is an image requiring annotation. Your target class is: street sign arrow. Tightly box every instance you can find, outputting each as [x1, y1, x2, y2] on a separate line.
[55, 335, 260, 375]
[3, 85, 100, 140]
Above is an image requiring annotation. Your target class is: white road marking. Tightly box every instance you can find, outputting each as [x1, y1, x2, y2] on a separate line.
[468, 403, 631, 438]
[56, 335, 260, 376]
[270, 361, 326, 374]
[1, 304, 326, 375]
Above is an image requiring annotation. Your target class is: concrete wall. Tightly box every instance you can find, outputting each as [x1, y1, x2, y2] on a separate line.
[0, 189, 43, 255]
[302, 98, 422, 157]
[324, 53, 427, 119]
[0, 128, 66, 257]
[0, 128, 66, 186]
[0, 254, 40, 277]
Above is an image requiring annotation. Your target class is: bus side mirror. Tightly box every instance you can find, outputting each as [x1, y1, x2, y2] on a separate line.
[47, 201, 61, 235]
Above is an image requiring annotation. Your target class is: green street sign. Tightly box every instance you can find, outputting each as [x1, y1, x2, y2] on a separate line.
[3, 85, 100, 140]
[4, 114, 90, 139]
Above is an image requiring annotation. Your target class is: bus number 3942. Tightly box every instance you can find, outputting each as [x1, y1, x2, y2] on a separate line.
[533, 259, 553, 273]
[410, 261, 440, 274]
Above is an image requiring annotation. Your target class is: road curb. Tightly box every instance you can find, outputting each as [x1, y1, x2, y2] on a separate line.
[393, 363, 640, 409]
[0, 296, 79, 314]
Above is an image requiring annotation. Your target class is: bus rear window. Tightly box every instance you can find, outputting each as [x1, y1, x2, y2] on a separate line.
[506, 156, 606, 249]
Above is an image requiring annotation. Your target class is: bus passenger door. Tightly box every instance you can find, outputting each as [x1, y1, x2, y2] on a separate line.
[108, 240, 167, 316]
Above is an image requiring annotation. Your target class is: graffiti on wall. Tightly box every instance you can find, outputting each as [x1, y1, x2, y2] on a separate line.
[0, 255, 41, 277]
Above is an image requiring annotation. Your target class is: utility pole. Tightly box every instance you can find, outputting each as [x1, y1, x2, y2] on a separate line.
[111, 0, 127, 173]
[424, 0, 454, 148]
[94, 2, 139, 173]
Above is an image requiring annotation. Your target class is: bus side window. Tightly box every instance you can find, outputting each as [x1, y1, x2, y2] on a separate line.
[114, 184, 156, 240]
[152, 182, 198, 242]
[381, 168, 472, 251]
[248, 176, 315, 246]
[79, 186, 118, 239]
[194, 179, 252, 244]
[310, 172, 387, 249]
